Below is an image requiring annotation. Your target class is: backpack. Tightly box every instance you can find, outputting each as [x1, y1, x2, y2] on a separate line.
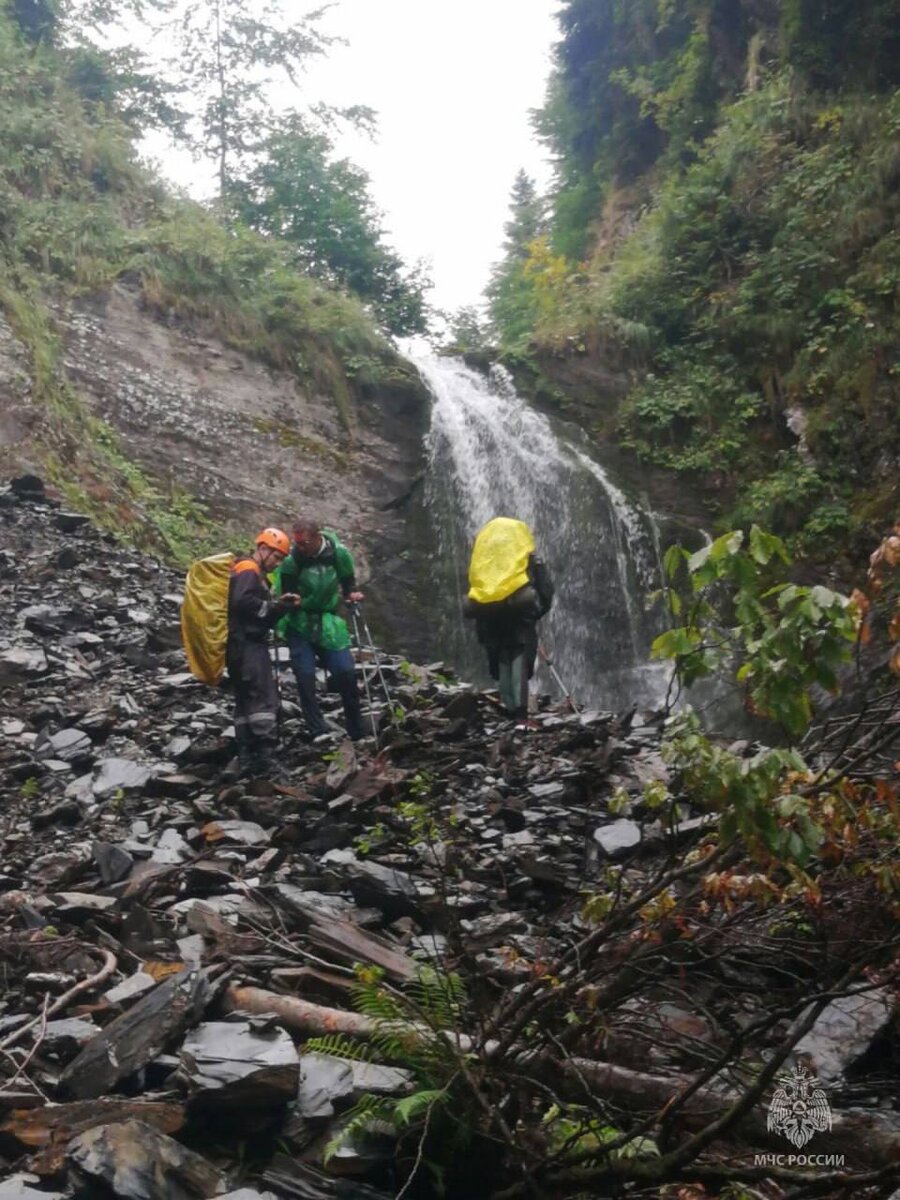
[180, 553, 235, 685]
[467, 518, 536, 605]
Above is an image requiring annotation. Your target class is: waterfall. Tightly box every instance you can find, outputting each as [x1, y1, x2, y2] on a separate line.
[417, 355, 672, 713]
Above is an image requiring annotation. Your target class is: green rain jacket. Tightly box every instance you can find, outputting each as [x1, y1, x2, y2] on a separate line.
[274, 532, 356, 651]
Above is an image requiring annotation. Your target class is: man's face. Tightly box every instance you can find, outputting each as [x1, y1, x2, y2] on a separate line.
[260, 547, 286, 573]
[294, 529, 321, 555]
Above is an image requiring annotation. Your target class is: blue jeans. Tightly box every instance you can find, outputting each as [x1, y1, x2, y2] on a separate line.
[286, 636, 363, 739]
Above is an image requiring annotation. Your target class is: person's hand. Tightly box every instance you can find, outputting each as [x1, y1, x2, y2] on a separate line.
[275, 593, 302, 613]
[347, 591, 364, 603]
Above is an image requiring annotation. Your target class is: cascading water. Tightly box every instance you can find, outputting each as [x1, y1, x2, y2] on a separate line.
[417, 355, 673, 712]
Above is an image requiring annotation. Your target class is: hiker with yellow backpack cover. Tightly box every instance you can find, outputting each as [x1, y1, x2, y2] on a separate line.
[181, 528, 300, 780]
[463, 517, 554, 718]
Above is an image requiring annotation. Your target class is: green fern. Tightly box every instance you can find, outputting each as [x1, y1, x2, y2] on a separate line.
[303, 1034, 376, 1062]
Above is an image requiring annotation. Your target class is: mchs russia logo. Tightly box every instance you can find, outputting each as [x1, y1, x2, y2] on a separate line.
[767, 1065, 833, 1149]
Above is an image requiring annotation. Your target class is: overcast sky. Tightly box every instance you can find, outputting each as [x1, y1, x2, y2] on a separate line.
[142, 0, 560, 316]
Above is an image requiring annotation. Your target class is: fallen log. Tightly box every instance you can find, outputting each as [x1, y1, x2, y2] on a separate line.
[224, 984, 475, 1053]
[224, 990, 900, 1170]
[558, 1057, 900, 1167]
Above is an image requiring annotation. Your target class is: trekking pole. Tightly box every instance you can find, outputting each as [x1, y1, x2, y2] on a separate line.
[271, 632, 284, 737]
[353, 603, 394, 709]
[350, 605, 380, 745]
[538, 643, 580, 713]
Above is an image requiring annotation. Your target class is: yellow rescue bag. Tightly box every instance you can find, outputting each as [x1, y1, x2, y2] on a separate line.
[467, 518, 536, 605]
[180, 553, 235, 685]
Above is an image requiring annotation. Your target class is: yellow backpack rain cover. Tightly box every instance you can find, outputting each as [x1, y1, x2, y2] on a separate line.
[180, 553, 235, 685]
[467, 518, 536, 605]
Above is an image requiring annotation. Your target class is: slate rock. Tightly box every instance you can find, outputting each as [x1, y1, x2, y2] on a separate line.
[0, 647, 49, 680]
[295, 1052, 354, 1118]
[201, 819, 269, 847]
[440, 690, 479, 721]
[93, 841, 134, 885]
[54, 511, 90, 533]
[92, 758, 153, 798]
[37, 728, 92, 763]
[593, 819, 641, 857]
[104, 972, 159, 1008]
[177, 1021, 299, 1108]
[794, 989, 896, 1082]
[68, 1119, 227, 1199]
[0, 1177, 68, 1200]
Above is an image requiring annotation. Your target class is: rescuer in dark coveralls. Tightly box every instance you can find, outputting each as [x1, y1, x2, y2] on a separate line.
[227, 528, 300, 778]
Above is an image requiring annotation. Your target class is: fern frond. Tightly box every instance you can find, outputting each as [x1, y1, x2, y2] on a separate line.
[323, 1093, 395, 1164]
[303, 1035, 375, 1062]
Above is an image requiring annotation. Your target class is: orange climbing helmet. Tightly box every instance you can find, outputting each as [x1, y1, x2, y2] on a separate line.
[255, 527, 290, 556]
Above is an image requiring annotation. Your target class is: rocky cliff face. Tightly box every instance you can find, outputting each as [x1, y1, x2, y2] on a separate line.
[0, 285, 434, 659]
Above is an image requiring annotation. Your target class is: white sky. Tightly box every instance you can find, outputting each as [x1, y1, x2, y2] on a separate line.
[141, 1, 560, 315]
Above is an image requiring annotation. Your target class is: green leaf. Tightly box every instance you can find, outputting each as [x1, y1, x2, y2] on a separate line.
[394, 1088, 445, 1126]
[749, 525, 789, 566]
[663, 542, 688, 580]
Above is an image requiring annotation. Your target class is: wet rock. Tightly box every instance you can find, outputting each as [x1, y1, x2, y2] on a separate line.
[794, 989, 896, 1082]
[322, 850, 432, 920]
[593, 819, 641, 857]
[36, 728, 92, 763]
[60, 969, 209, 1099]
[93, 841, 134, 884]
[68, 1119, 227, 1199]
[177, 1021, 299, 1108]
[104, 971, 159, 1008]
[201, 819, 269, 847]
[42, 1017, 100, 1056]
[440, 690, 479, 721]
[92, 757, 153, 798]
[0, 1178, 68, 1199]
[0, 646, 49, 680]
[53, 511, 90, 533]
[295, 1053, 354, 1118]
[347, 1060, 413, 1097]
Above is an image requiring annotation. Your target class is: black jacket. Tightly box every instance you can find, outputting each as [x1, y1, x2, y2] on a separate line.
[227, 558, 282, 644]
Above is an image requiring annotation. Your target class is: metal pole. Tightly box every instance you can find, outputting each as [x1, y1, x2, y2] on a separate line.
[354, 604, 394, 708]
[271, 633, 284, 738]
[537, 643, 580, 713]
[350, 606, 380, 745]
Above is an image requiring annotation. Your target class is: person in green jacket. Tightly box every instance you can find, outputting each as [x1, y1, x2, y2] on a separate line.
[274, 518, 366, 740]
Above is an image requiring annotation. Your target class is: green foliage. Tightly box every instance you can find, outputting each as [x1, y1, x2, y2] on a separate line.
[232, 115, 430, 337]
[653, 526, 860, 735]
[521, 56, 900, 557]
[156, 0, 334, 202]
[486, 169, 547, 351]
[20, 776, 40, 799]
[543, 1104, 659, 1166]
[441, 305, 489, 354]
[312, 965, 470, 1189]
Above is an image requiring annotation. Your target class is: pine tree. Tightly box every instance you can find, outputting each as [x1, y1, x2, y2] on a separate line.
[486, 170, 546, 348]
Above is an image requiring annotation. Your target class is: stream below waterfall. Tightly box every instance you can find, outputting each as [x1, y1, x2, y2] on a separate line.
[416, 355, 676, 714]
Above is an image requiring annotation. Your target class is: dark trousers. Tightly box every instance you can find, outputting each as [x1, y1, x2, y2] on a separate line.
[482, 620, 538, 717]
[287, 635, 364, 740]
[227, 637, 278, 755]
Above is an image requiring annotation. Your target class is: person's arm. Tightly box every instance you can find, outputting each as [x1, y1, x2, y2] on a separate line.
[232, 565, 299, 627]
[530, 556, 554, 617]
